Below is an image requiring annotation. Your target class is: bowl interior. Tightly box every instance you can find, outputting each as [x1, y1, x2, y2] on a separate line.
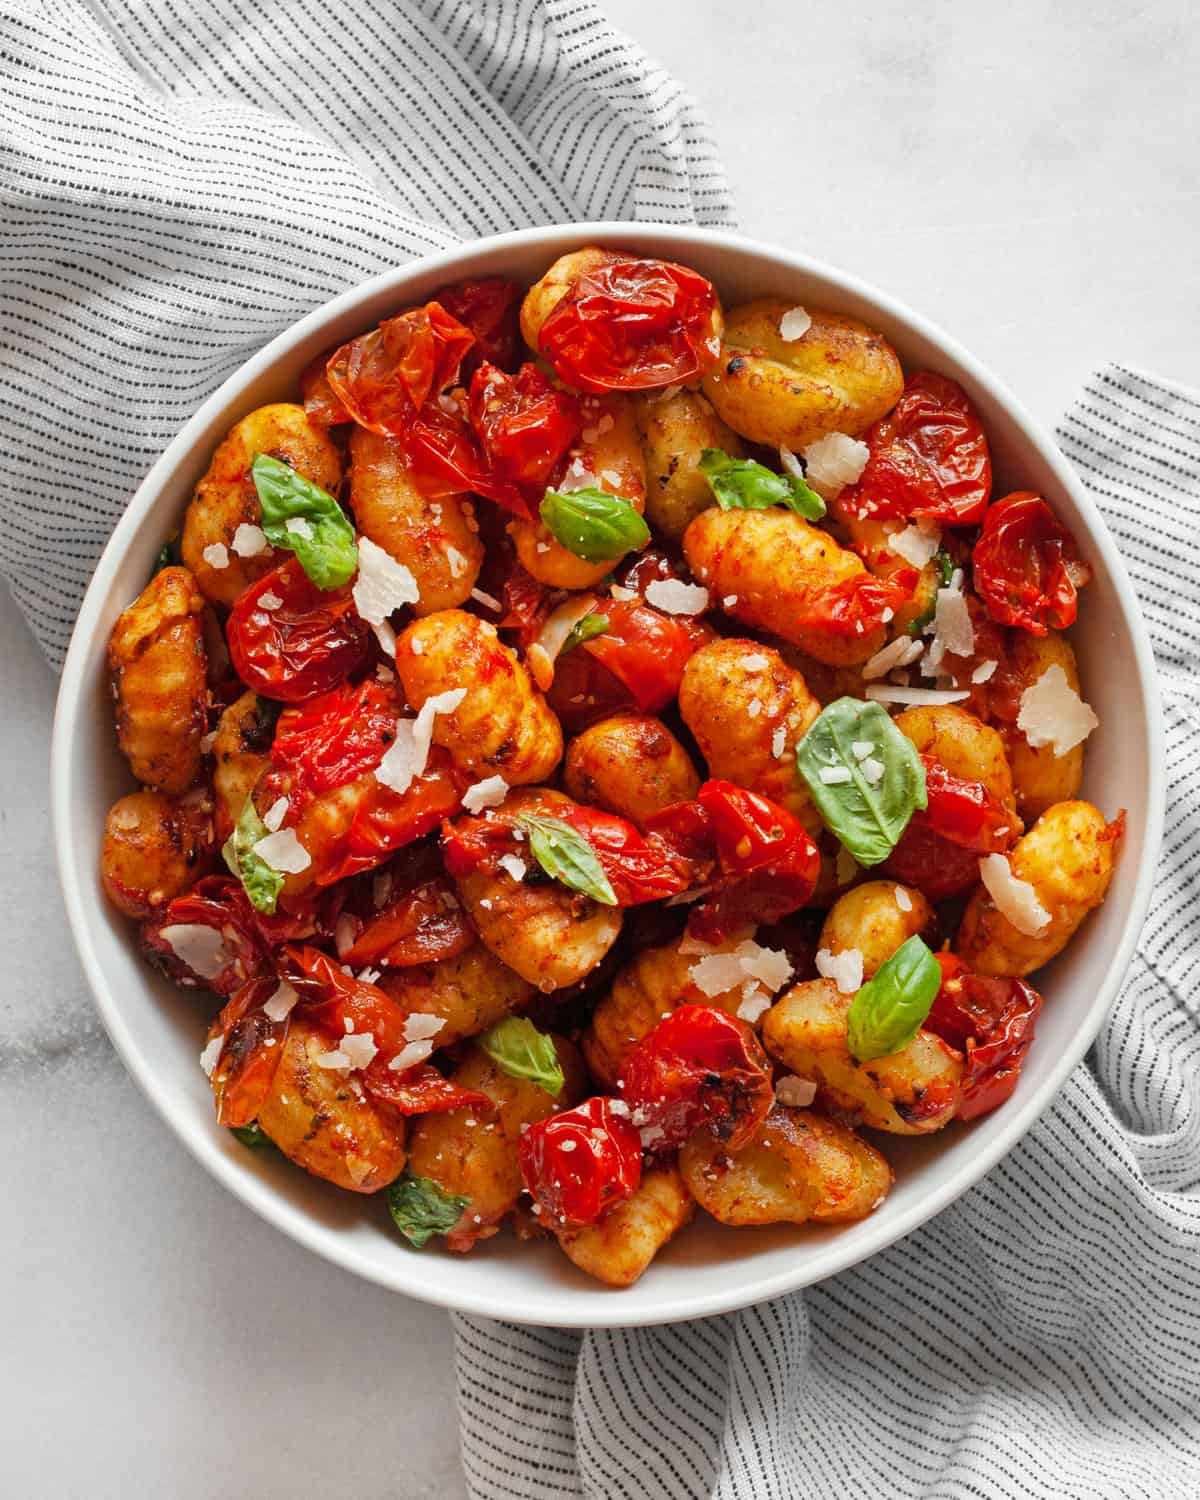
[53, 224, 1162, 1327]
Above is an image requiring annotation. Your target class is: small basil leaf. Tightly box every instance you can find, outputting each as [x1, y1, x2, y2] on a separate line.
[222, 798, 284, 915]
[229, 1121, 274, 1149]
[698, 448, 826, 521]
[252, 452, 357, 590]
[846, 935, 941, 1060]
[907, 549, 956, 635]
[539, 487, 651, 563]
[478, 1016, 564, 1097]
[561, 612, 610, 654]
[515, 812, 617, 906]
[795, 698, 927, 865]
[387, 1174, 469, 1249]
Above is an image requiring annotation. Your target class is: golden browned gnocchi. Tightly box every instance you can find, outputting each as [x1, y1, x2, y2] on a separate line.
[702, 299, 904, 450]
[564, 713, 700, 827]
[633, 387, 746, 541]
[349, 426, 483, 614]
[552, 1162, 695, 1287]
[211, 690, 278, 841]
[518, 246, 620, 353]
[762, 979, 964, 1134]
[1000, 633, 1087, 820]
[895, 703, 1020, 827]
[108, 565, 207, 794]
[678, 637, 822, 831]
[181, 403, 340, 607]
[255, 1020, 407, 1194]
[100, 787, 215, 919]
[683, 507, 888, 666]
[396, 609, 562, 785]
[818, 880, 934, 978]
[957, 800, 1121, 977]
[680, 1106, 892, 1226]
[379, 943, 533, 1047]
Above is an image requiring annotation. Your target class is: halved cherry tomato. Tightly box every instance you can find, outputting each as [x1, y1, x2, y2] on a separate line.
[227, 559, 371, 705]
[972, 492, 1089, 636]
[794, 568, 919, 640]
[925, 955, 1042, 1121]
[468, 362, 581, 496]
[341, 872, 473, 967]
[537, 257, 721, 393]
[361, 1060, 492, 1117]
[921, 756, 1014, 854]
[839, 372, 991, 526]
[271, 678, 401, 803]
[325, 301, 475, 436]
[619, 1004, 774, 1152]
[433, 276, 523, 377]
[519, 1096, 643, 1227]
[300, 347, 352, 425]
[315, 750, 464, 886]
[882, 815, 982, 902]
[208, 976, 288, 1128]
[140, 876, 267, 994]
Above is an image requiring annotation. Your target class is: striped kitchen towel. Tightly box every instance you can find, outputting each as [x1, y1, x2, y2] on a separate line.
[0, 0, 730, 666]
[453, 366, 1200, 1500]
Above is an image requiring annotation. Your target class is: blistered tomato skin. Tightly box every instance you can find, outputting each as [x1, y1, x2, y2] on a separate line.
[520, 1096, 643, 1228]
[972, 492, 1089, 635]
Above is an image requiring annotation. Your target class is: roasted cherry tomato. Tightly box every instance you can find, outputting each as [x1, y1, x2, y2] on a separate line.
[271, 678, 401, 803]
[227, 559, 371, 705]
[537, 257, 721, 393]
[925, 955, 1043, 1121]
[545, 641, 638, 732]
[316, 750, 464, 886]
[362, 1060, 492, 1117]
[340, 870, 473, 967]
[208, 976, 288, 1127]
[299, 347, 352, 425]
[140, 875, 267, 994]
[882, 815, 982, 902]
[519, 1096, 643, 1227]
[839, 372, 991, 526]
[972, 491, 1089, 635]
[434, 276, 523, 377]
[468, 362, 581, 497]
[688, 781, 820, 942]
[583, 597, 711, 712]
[325, 301, 475, 436]
[921, 756, 1014, 854]
[619, 1004, 774, 1152]
[794, 568, 919, 640]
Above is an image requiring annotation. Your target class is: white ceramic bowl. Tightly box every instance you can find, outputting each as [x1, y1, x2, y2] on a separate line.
[52, 223, 1164, 1327]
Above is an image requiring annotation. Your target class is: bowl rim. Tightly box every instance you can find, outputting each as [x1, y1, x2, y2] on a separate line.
[51, 221, 1166, 1327]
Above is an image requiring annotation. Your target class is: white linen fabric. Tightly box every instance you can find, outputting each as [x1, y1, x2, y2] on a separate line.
[453, 366, 1200, 1499]
[0, 0, 730, 666]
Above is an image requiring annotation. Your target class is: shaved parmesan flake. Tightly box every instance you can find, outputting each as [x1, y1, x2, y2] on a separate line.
[262, 796, 289, 833]
[202, 542, 229, 570]
[690, 939, 792, 1000]
[888, 520, 942, 568]
[315, 1049, 353, 1071]
[860, 756, 885, 785]
[747, 697, 762, 719]
[199, 1035, 224, 1077]
[972, 658, 998, 684]
[737, 989, 772, 1024]
[645, 578, 709, 616]
[446, 546, 468, 578]
[231, 523, 268, 557]
[498, 853, 527, 882]
[772, 727, 787, 759]
[285, 516, 313, 539]
[863, 636, 923, 681]
[258, 590, 283, 611]
[775, 1075, 817, 1108]
[388, 1039, 435, 1072]
[865, 684, 970, 707]
[251, 828, 310, 873]
[723, 595, 738, 608]
[819, 765, 853, 785]
[375, 688, 465, 796]
[161, 925, 231, 981]
[263, 981, 299, 1023]
[802, 432, 870, 498]
[933, 584, 975, 658]
[779, 306, 812, 340]
[740, 653, 770, 671]
[470, 587, 502, 612]
[816, 946, 863, 994]
[894, 886, 913, 912]
[353, 535, 420, 627]
[609, 584, 637, 602]
[403, 1014, 446, 1043]
[1017, 665, 1099, 756]
[778, 445, 804, 479]
[979, 853, 1051, 936]
[534, 593, 600, 672]
[462, 775, 509, 814]
[341, 1032, 379, 1071]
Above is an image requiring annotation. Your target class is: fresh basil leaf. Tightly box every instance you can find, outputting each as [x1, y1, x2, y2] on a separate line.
[387, 1173, 469, 1248]
[222, 798, 284, 915]
[539, 487, 651, 563]
[252, 452, 357, 590]
[515, 812, 618, 906]
[479, 1016, 565, 1097]
[795, 698, 927, 865]
[152, 536, 180, 577]
[846, 935, 941, 1060]
[698, 448, 826, 521]
[561, 612, 610, 655]
[229, 1121, 274, 1149]
[907, 548, 956, 635]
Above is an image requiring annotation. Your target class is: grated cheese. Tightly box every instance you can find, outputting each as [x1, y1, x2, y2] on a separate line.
[740, 653, 770, 671]
[689, 939, 793, 1000]
[863, 636, 924, 681]
[258, 590, 283, 611]
[801, 432, 870, 498]
[388, 1039, 435, 1072]
[403, 1014, 446, 1042]
[737, 987, 772, 1024]
[772, 727, 788, 759]
[202, 542, 229, 570]
[375, 688, 465, 796]
[231, 523, 268, 558]
[747, 697, 762, 719]
[251, 827, 310, 874]
[860, 756, 885, 785]
[645, 578, 710, 616]
[199, 1035, 224, 1077]
[161, 924, 231, 981]
[778, 445, 805, 479]
[779, 306, 812, 341]
[340, 1032, 379, 1071]
[775, 1075, 817, 1108]
[262, 796, 289, 833]
[352, 535, 420, 629]
[498, 854, 527, 883]
[979, 853, 1051, 936]
[723, 595, 738, 608]
[972, 658, 998, 683]
[285, 516, 313, 539]
[932, 582, 975, 658]
[263, 981, 299, 1022]
[894, 886, 913, 912]
[446, 546, 468, 578]
[865, 684, 970, 707]
[470, 586, 502, 612]
[819, 765, 852, 785]
[315, 1049, 353, 1071]
[1017, 664, 1099, 756]
[461, 775, 509, 814]
[887, 520, 942, 568]
[816, 946, 863, 994]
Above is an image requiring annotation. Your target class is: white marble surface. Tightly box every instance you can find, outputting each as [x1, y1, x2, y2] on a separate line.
[3, 1, 1197, 1494]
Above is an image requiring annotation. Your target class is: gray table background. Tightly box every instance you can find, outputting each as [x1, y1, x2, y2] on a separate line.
[3, 1, 1196, 1494]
